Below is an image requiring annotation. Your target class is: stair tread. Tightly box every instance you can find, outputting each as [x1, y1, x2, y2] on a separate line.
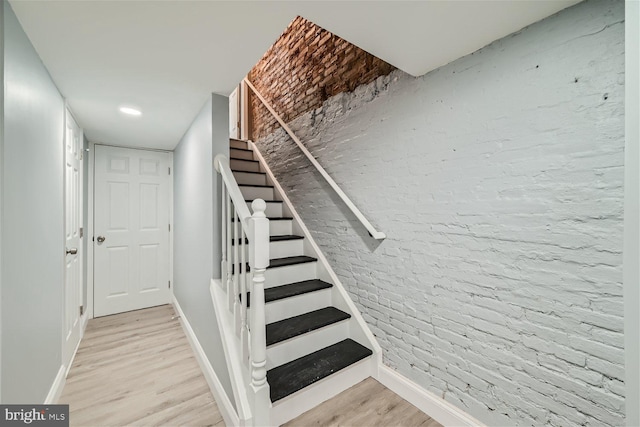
[238, 184, 273, 188]
[244, 279, 332, 307]
[230, 256, 316, 274]
[246, 199, 282, 203]
[231, 234, 304, 245]
[230, 157, 259, 163]
[230, 147, 253, 153]
[231, 216, 292, 222]
[267, 307, 350, 346]
[269, 255, 316, 268]
[231, 170, 266, 175]
[267, 339, 372, 402]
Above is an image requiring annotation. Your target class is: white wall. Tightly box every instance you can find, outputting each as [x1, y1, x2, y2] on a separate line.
[624, 0, 640, 425]
[0, 0, 4, 403]
[1, 0, 65, 403]
[255, 0, 625, 425]
[173, 94, 234, 407]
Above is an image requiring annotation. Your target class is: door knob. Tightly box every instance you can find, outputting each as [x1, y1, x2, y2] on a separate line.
[66, 248, 78, 255]
[96, 236, 106, 243]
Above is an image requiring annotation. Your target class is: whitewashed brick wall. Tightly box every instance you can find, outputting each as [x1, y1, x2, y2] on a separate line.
[255, 0, 625, 425]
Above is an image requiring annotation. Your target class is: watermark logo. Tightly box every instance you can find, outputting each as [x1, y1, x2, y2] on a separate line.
[0, 405, 68, 427]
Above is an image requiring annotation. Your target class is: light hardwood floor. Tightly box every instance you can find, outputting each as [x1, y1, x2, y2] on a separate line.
[286, 377, 442, 427]
[59, 304, 224, 427]
[61, 304, 440, 427]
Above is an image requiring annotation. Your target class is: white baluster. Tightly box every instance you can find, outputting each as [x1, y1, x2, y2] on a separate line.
[249, 199, 270, 426]
[221, 186, 227, 294]
[233, 208, 241, 336]
[226, 195, 233, 311]
[241, 227, 249, 362]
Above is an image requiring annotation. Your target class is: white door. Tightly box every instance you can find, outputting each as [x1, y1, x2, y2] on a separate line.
[94, 145, 171, 317]
[63, 109, 83, 367]
[229, 87, 239, 139]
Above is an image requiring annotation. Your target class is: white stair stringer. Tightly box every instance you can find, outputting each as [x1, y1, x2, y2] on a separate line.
[246, 140, 382, 425]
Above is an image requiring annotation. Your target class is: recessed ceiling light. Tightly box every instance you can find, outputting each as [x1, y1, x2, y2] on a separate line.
[119, 106, 142, 116]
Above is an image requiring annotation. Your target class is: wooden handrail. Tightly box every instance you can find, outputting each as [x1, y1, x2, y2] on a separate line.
[243, 78, 386, 240]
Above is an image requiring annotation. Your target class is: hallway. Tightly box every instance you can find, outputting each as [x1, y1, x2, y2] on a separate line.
[60, 305, 224, 426]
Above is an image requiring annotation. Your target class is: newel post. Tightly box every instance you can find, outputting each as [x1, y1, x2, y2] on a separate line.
[248, 199, 271, 426]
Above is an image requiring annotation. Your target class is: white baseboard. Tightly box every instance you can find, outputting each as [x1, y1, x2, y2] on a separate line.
[375, 365, 485, 427]
[44, 366, 66, 404]
[172, 295, 239, 427]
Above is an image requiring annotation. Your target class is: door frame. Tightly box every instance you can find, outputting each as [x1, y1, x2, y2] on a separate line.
[62, 105, 86, 375]
[86, 142, 174, 319]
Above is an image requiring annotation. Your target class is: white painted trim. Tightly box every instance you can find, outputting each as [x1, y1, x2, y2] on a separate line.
[87, 143, 174, 318]
[86, 141, 96, 319]
[376, 365, 485, 427]
[44, 366, 66, 404]
[172, 294, 240, 427]
[249, 140, 382, 365]
[624, 1, 640, 425]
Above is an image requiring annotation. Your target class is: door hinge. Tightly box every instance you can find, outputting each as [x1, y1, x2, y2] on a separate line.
[80, 306, 84, 316]
[168, 280, 171, 289]
[168, 167, 171, 175]
[79, 227, 84, 238]
[168, 224, 171, 232]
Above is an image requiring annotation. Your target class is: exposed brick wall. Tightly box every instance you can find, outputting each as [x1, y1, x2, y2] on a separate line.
[248, 16, 395, 140]
[254, 0, 626, 425]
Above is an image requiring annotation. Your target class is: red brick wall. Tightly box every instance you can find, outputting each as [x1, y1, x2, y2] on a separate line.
[248, 16, 395, 140]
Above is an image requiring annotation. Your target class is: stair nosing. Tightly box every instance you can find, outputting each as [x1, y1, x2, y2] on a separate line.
[231, 170, 266, 175]
[230, 157, 259, 163]
[238, 184, 274, 188]
[230, 147, 253, 153]
[245, 199, 282, 204]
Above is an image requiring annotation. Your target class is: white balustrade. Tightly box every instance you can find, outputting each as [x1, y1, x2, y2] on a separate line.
[214, 154, 271, 426]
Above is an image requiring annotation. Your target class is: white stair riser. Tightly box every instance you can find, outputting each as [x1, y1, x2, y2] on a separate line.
[265, 262, 317, 287]
[230, 149, 254, 160]
[238, 238, 303, 260]
[240, 186, 274, 200]
[256, 202, 283, 218]
[266, 321, 349, 370]
[230, 139, 247, 149]
[265, 287, 332, 323]
[269, 238, 303, 258]
[270, 357, 374, 426]
[233, 172, 267, 186]
[230, 159, 261, 172]
[269, 221, 292, 236]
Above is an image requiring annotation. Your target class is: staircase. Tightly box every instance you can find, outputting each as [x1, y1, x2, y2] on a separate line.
[213, 138, 381, 426]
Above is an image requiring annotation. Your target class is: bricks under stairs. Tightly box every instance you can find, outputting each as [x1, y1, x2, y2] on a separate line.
[229, 138, 377, 424]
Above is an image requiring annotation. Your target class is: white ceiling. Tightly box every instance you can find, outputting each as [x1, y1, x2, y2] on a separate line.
[9, 0, 581, 150]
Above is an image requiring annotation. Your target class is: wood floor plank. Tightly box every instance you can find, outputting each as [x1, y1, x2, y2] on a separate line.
[284, 377, 442, 427]
[59, 305, 223, 427]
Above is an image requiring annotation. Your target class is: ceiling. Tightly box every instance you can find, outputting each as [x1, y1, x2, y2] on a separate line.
[9, 0, 581, 150]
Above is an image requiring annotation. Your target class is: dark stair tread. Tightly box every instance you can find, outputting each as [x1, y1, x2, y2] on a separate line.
[231, 170, 266, 175]
[244, 279, 332, 307]
[230, 147, 253, 153]
[230, 157, 259, 163]
[269, 256, 316, 268]
[231, 234, 304, 246]
[267, 339, 372, 402]
[246, 199, 282, 203]
[231, 217, 292, 222]
[231, 256, 317, 274]
[238, 184, 274, 188]
[266, 307, 350, 346]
